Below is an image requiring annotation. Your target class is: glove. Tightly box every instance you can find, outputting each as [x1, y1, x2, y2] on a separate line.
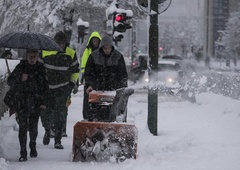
[86, 86, 93, 94]
[69, 82, 75, 89]
[72, 84, 78, 94]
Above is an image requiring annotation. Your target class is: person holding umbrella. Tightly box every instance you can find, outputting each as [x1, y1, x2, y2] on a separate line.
[5, 49, 48, 162]
[39, 31, 79, 149]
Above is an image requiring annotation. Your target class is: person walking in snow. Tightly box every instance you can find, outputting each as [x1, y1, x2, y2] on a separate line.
[6, 49, 48, 162]
[80, 31, 101, 120]
[84, 36, 128, 120]
[39, 31, 79, 149]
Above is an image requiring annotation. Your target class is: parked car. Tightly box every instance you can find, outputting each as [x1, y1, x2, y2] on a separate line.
[129, 54, 181, 90]
[130, 54, 196, 86]
[158, 55, 183, 71]
[131, 54, 196, 102]
[146, 55, 188, 90]
[152, 55, 182, 92]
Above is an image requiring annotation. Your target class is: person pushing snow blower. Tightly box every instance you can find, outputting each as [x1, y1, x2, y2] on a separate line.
[72, 36, 137, 162]
[84, 35, 128, 121]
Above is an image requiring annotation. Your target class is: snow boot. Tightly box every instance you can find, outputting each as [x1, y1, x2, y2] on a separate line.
[54, 143, 64, 149]
[50, 128, 55, 138]
[29, 141, 38, 158]
[19, 150, 27, 162]
[62, 131, 68, 137]
[43, 130, 50, 145]
[30, 149, 38, 158]
[62, 127, 67, 137]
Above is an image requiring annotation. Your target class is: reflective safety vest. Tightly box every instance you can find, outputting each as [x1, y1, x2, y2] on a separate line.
[40, 47, 79, 89]
[81, 31, 102, 73]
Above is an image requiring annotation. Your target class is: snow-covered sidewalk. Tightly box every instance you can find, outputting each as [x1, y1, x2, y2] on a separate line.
[1, 87, 240, 170]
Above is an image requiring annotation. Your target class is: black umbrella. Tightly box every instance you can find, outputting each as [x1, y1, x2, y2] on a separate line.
[0, 31, 63, 52]
[0, 31, 63, 74]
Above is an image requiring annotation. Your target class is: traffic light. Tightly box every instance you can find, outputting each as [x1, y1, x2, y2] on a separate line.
[106, 0, 133, 43]
[114, 13, 125, 32]
[113, 12, 132, 33]
[112, 11, 132, 42]
[77, 25, 88, 43]
[76, 18, 89, 43]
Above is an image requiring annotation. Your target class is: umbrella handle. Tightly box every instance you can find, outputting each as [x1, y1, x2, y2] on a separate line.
[5, 59, 11, 74]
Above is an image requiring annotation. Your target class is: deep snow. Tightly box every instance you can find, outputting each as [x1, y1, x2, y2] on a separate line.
[1, 83, 240, 170]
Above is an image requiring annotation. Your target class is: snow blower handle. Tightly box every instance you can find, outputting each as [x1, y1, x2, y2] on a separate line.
[86, 86, 93, 94]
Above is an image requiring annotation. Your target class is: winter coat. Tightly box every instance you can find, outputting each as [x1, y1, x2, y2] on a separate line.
[4, 60, 48, 113]
[81, 31, 102, 74]
[39, 46, 79, 90]
[84, 36, 128, 91]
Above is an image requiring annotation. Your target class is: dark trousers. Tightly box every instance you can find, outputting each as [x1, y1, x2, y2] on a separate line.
[82, 85, 89, 119]
[18, 111, 40, 152]
[40, 108, 52, 133]
[46, 87, 69, 144]
[62, 109, 68, 133]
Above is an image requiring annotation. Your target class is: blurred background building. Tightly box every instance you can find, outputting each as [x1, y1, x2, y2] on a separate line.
[204, 0, 239, 66]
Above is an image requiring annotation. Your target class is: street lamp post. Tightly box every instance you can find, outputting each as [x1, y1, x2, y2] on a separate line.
[148, 0, 159, 136]
[136, 0, 171, 136]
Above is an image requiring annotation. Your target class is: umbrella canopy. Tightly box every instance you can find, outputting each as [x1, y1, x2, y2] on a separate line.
[0, 31, 63, 52]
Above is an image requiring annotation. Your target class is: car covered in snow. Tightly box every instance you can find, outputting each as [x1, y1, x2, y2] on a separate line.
[130, 54, 197, 92]
[130, 54, 196, 102]
[141, 55, 194, 92]
[152, 55, 183, 92]
[158, 54, 183, 71]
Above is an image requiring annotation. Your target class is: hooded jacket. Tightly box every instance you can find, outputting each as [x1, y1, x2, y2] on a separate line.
[81, 31, 102, 73]
[84, 36, 128, 91]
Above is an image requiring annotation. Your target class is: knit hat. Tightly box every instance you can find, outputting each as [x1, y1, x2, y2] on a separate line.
[54, 31, 67, 42]
[27, 49, 39, 53]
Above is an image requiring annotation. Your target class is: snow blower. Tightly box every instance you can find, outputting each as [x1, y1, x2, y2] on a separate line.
[72, 88, 138, 162]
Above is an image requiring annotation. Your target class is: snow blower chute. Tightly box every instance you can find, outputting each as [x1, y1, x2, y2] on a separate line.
[72, 88, 138, 162]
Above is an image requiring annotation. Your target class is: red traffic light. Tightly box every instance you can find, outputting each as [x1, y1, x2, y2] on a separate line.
[115, 14, 124, 22]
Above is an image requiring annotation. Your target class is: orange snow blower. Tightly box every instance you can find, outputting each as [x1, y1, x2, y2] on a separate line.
[72, 88, 138, 162]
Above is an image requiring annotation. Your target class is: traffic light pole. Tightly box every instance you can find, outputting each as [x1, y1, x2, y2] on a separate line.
[148, 0, 159, 136]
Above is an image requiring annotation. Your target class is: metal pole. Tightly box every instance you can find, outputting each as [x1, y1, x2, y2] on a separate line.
[148, 0, 158, 136]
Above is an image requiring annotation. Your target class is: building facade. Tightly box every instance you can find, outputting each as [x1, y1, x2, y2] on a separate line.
[204, 0, 239, 63]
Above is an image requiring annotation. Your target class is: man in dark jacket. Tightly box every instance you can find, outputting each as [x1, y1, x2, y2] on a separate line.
[6, 49, 48, 162]
[84, 36, 128, 119]
[39, 31, 79, 149]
